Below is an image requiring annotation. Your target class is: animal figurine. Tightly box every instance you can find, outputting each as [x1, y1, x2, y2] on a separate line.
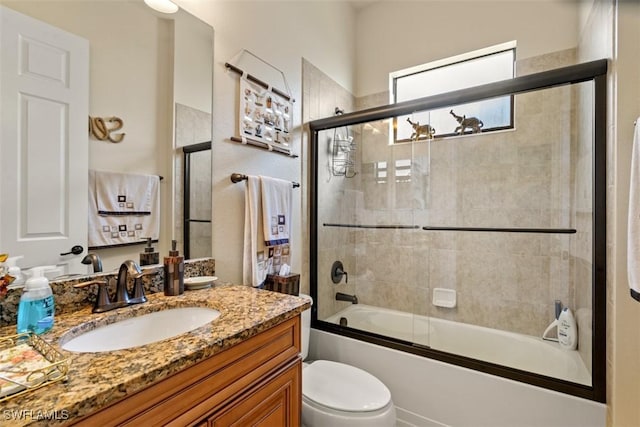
[406, 118, 435, 141]
[449, 110, 483, 134]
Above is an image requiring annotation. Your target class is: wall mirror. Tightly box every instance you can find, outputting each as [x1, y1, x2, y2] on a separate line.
[0, 0, 213, 270]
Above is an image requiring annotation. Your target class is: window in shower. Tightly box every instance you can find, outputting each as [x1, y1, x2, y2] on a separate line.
[391, 41, 515, 143]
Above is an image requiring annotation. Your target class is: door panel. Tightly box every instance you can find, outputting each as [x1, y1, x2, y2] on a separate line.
[1, 6, 89, 272]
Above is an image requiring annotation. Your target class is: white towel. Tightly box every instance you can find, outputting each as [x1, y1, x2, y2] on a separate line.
[94, 170, 158, 215]
[242, 176, 270, 287]
[260, 176, 292, 246]
[88, 170, 160, 249]
[628, 119, 640, 302]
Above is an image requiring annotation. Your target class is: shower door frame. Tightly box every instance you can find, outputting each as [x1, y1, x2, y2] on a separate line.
[308, 59, 607, 402]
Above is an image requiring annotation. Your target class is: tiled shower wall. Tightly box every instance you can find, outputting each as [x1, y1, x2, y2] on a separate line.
[310, 49, 595, 354]
[301, 59, 357, 320]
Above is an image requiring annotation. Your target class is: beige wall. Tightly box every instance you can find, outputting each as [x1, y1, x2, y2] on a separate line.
[585, 0, 640, 424]
[174, 0, 357, 284]
[355, 0, 580, 97]
[174, 12, 213, 116]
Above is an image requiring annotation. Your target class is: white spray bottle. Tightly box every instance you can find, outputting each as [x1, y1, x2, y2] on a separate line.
[557, 307, 578, 350]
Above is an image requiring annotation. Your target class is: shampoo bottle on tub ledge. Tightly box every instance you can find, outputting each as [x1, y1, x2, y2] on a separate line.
[557, 307, 578, 350]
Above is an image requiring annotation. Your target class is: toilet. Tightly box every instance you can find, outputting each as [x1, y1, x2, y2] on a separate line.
[300, 294, 396, 427]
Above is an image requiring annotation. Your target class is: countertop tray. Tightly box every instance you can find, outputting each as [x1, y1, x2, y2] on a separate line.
[0, 332, 70, 402]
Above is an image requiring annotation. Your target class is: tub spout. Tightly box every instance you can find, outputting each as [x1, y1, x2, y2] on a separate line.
[336, 292, 358, 304]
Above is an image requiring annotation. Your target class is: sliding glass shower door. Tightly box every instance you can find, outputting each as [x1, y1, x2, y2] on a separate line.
[309, 60, 607, 402]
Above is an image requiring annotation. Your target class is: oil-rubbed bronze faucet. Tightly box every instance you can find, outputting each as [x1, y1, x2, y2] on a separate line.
[75, 260, 148, 313]
[116, 260, 148, 305]
[81, 253, 103, 273]
[74, 278, 126, 313]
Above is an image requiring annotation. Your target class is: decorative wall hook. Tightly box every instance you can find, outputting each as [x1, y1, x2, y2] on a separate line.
[89, 116, 126, 143]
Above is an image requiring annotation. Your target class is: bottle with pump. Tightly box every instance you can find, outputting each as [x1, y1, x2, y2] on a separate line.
[17, 266, 56, 335]
[140, 237, 159, 266]
[3, 256, 25, 288]
[164, 240, 184, 296]
[557, 307, 578, 350]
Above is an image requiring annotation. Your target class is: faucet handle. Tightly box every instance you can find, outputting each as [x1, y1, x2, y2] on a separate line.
[131, 267, 155, 280]
[129, 276, 148, 304]
[331, 261, 348, 284]
[75, 278, 123, 313]
[74, 278, 107, 289]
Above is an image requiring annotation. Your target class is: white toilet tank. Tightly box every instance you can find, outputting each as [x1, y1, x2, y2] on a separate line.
[299, 293, 312, 361]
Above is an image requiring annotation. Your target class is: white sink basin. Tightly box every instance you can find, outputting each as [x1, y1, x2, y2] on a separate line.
[61, 307, 220, 353]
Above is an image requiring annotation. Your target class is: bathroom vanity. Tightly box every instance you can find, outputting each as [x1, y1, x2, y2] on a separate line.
[0, 285, 309, 426]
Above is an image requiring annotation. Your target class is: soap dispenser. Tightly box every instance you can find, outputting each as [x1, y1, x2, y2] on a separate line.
[140, 237, 159, 266]
[163, 240, 184, 296]
[17, 266, 55, 335]
[4, 255, 24, 288]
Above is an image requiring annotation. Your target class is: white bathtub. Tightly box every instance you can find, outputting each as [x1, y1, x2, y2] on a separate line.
[324, 304, 591, 386]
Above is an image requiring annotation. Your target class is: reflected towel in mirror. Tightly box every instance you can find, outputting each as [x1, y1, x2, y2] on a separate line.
[94, 170, 158, 215]
[88, 170, 160, 249]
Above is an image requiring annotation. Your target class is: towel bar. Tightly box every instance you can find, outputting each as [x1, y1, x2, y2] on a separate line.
[230, 173, 300, 188]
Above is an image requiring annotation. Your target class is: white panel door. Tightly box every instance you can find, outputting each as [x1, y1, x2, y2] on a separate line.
[0, 6, 89, 272]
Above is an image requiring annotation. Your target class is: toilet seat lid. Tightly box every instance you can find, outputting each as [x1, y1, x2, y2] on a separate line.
[303, 360, 391, 412]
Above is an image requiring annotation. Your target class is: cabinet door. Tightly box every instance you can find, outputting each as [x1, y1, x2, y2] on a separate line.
[209, 361, 301, 427]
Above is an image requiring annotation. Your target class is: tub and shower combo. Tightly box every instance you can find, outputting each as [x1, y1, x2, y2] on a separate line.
[307, 59, 607, 425]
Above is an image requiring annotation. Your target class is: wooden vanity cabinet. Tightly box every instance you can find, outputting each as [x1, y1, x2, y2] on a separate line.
[204, 360, 299, 426]
[73, 315, 301, 426]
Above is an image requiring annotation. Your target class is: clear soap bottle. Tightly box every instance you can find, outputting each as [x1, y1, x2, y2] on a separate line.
[17, 266, 55, 334]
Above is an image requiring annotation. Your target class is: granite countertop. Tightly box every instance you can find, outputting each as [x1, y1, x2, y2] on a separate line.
[0, 284, 309, 426]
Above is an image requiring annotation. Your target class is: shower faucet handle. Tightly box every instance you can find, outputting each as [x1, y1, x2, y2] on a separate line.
[331, 261, 348, 284]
